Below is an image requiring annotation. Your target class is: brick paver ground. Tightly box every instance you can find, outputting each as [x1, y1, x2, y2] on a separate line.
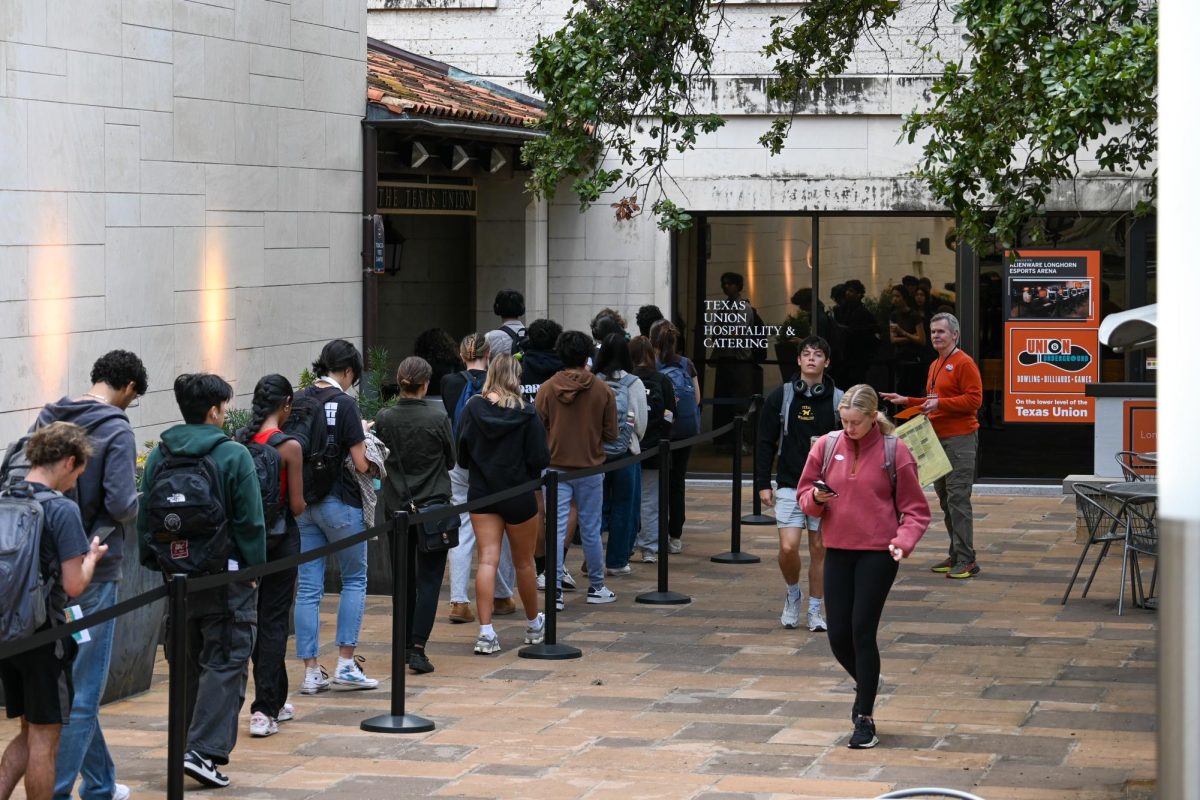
[2, 488, 1158, 799]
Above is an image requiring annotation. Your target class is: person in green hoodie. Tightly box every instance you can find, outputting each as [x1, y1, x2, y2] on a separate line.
[137, 373, 266, 790]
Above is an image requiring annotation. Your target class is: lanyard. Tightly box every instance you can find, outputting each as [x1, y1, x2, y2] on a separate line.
[928, 346, 958, 395]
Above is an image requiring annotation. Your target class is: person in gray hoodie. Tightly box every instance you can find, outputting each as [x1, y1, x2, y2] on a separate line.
[31, 349, 145, 800]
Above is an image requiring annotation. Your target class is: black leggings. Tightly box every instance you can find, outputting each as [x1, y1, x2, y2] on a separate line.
[824, 548, 898, 718]
[252, 527, 298, 718]
[667, 445, 691, 539]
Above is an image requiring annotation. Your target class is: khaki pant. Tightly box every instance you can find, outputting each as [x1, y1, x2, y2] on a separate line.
[933, 432, 977, 565]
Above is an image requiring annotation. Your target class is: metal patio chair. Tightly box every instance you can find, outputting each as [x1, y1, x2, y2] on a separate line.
[1118, 497, 1158, 615]
[1063, 483, 1128, 605]
[1114, 450, 1155, 482]
[875, 789, 986, 800]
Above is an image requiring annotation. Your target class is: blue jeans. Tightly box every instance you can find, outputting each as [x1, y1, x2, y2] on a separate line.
[53, 581, 119, 800]
[548, 473, 604, 590]
[294, 496, 368, 659]
[604, 461, 641, 569]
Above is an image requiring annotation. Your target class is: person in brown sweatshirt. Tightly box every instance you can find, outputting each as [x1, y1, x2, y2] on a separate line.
[535, 330, 619, 609]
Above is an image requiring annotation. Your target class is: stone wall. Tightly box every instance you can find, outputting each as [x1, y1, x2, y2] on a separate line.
[1, 0, 367, 448]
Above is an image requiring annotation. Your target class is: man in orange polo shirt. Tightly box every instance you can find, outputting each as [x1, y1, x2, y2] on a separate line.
[882, 312, 983, 578]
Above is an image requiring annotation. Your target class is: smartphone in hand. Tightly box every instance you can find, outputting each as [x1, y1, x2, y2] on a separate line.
[812, 480, 838, 497]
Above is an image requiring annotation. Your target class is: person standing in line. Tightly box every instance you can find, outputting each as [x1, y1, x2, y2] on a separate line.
[887, 285, 927, 400]
[293, 340, 379, 694]
[237, 375, 306, 738]
[488, 289, 527, 356]
[374, 357, 456, 674]
[710, 272, 765, 451]
[0, 424, 107, 800]
[650, 321, 700, 554]
[441, 334, 519, 623]
[519, 319, 565, 406]
[593, 334, 648, 576]
[755, 336, 841, 633]
[413, 328, 464, 407]
[629, 335, 675, 563]
[535, 330, 620, 611]
[635, 305, 665, 337]
[882, 312, 983, 578]
[798, 385, 930, 749]
[21, 350, 145, 800]
[457, 354, 551, 654]
[137, 374, 267, 787]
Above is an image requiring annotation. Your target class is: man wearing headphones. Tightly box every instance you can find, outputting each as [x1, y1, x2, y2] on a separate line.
[755, 336, 842, 632]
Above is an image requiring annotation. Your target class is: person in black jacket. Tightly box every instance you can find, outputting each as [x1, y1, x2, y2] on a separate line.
[519, 318, 564, 405]
[456, 353, 551, 655]
[629, 335, 675, 562]
[755, 336, 842, 634]
[375, 357, 455, 674]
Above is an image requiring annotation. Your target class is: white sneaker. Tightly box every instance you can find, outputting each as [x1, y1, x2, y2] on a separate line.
[781, 593, 801, 629]
[668, 537, 683, 554]
[555, 590, 564, 612]
[606, 564, 632, 576]
[641, 550, 657, 563]
[808, 605, 828, 633]
[249, 711, 278, 737]
[561, 567, 577, 591]
[333, 656, 379, 690]
[112, 784, 131, 800]
[586, 585, 617, 604]
[523, 612, 546, 645]
[301, 665, 330, 695]
[474, 632, 501, 654]
[277, 702, 294, 722]
[537, 571, 546, 590]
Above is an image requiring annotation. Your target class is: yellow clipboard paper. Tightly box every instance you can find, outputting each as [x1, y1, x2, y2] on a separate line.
[894, 414, 953, 487]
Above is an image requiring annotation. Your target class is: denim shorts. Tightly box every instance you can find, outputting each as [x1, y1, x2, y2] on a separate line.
[775, 487, 821, 531]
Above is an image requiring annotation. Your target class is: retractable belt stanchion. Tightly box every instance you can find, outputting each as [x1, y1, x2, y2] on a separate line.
[637, 439, 691, 605]
[712, 414, 761, 564]
[521, 470, 582, 659]
[742, 394, 773, 525]
[166, 574, 188, 800]
[362, 511, 435, 733]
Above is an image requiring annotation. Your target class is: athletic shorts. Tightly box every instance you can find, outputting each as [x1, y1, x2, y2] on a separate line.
[0, 635, 77, 725]
[774, 487, 822, 532]
[473, 491, 539, 526]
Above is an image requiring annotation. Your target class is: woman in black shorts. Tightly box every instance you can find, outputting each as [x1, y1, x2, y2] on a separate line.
[455, 353, 551, 654]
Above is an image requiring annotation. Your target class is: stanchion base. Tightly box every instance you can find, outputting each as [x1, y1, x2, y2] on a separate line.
[360, 713, 435, 733]
[519, 642, 583, 660]
[635, 590, 691, 605]
[741, 514, 774, 526]
[711, 551, 762, 564]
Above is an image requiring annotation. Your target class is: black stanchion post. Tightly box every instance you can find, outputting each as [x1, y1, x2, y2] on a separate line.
[712, 414, 761, 564]
[742, 394, 773, 525]
[521, 470, 582, 659]
[166, 574, 188, 800]
[362, 512, 435, 733]
[637, 440, 690, 604]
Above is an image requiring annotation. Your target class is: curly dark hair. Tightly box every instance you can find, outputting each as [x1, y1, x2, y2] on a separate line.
[525, 318, 563, 352]
[26, 421, 93, 468]
[635, 305, 664, 337]
[90, 350, 148, 396]
[413, 328, 464, 395]
[590, 308, 626, 342]
[236, 374, 293, 444]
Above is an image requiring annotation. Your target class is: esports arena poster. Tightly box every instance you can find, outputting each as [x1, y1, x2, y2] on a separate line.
[1003, 250, 1101, 423]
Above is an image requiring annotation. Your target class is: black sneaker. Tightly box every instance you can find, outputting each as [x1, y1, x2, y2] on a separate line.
[848, 717, 878, 749]
[183, 750, 230, 787]
[409, 649, 434, 674]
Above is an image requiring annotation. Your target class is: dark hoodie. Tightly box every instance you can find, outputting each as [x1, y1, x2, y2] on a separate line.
[137, 424, 267, 568]
[520, 349, 563, 405]
[455, 397, 550, 501]
[34, 397, 137, 582]
[755, 373, 841, 493]
[534, 368, 618, 469]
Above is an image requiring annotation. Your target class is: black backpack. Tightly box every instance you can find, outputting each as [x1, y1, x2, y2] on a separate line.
[244, 432, 293, 536]
[640, 372, 671, 449]
[282, 386, 342, 505]
[143, 439, 229, 576]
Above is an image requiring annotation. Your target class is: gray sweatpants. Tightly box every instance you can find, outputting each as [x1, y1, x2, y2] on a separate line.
[933, 432, 977, 566]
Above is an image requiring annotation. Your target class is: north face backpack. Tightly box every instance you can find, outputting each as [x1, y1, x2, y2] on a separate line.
[0, 483, 59, 642]
[602, 372, 640, 458]
[658, 357, 699, 439]
[282, 386, 342, 505]
[142, 439, 229, 576]
[244, 432, 293, 536]
[452, 371, 485, 439]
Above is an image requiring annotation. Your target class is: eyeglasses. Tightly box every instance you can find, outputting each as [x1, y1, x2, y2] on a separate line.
[128, 396, 141, 409]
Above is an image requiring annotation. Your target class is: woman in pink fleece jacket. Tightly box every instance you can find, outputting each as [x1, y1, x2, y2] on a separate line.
[798, 384, 931, 750]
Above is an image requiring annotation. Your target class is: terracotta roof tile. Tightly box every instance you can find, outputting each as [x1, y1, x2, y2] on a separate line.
[367, 45, 544, 129]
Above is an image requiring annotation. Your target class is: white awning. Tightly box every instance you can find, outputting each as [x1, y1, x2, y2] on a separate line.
[1099, 303, 1157, 352]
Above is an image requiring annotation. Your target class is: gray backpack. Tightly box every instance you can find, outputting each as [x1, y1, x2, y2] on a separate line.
[0, 483, 60, 642]
[603, 372, 640, 458]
